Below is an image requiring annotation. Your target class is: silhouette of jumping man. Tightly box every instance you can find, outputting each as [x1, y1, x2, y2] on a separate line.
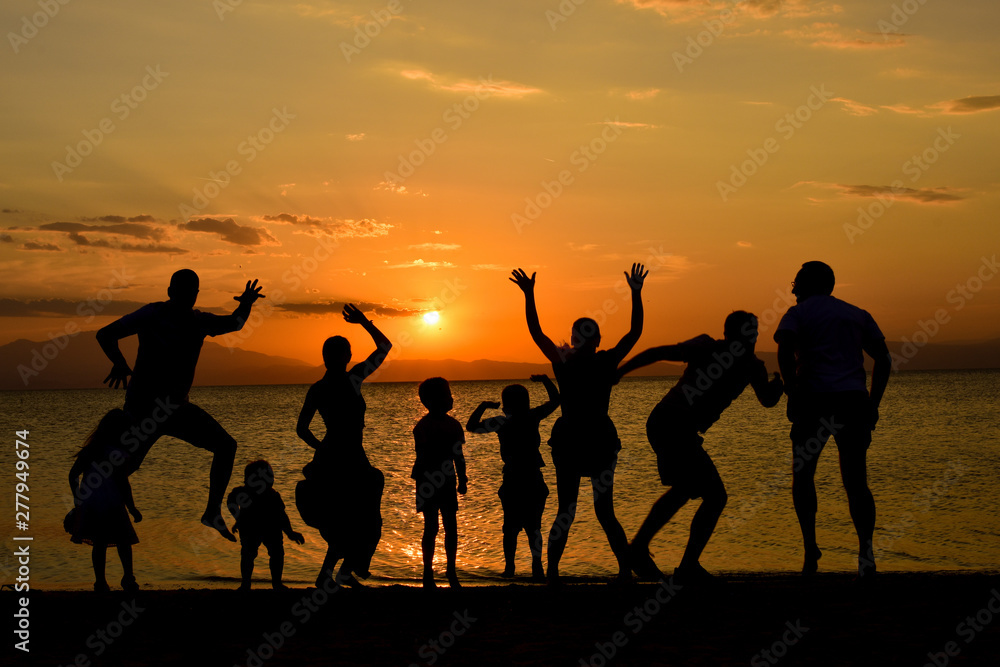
[412, 377, 467, 589]
[466, 374, 560, 580]
[773, 261, 891, 579]
[618, 312, 783, 584]
[97, 269, 265, 541]
[68, 409, 143, 592]
[227, 460, 305, 591]
[296, 304, 391, 588]
[510, 264, 647, 585]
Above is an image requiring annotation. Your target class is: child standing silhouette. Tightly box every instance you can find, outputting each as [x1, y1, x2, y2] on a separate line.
[412, 377, 467, 588]
[68, 409, 142, 592]
[467, 375, 559, 580]
[227, 460, 305, 591]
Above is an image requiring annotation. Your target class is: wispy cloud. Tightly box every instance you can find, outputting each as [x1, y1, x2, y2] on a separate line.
[408, 243, 460, 251]
[799, 181, 967, 204]
[832, 97, 879, 117]
[384, 258, 455, 269]
[399, 70, 543, 98]
[783, 23, 904, 49]
[257, 213, 393, 239]
[20, 241, 63, 251]
[930, 95, 1000, 115]
[276, 300, 422, 317]
[0, 297, 147, 318]
[179, 218, 279, 247]
[39, 221, 165, 240]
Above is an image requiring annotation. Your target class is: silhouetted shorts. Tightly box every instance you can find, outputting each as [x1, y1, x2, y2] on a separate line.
[123, 398, 236, 469]
[240, 531, 284, 559]
[646, 417, 722, 500]
[499, 471, 548, 534]
[415, 476, 458, 515]
[789, 391, 873, 462]
[548, 416, 621, 478]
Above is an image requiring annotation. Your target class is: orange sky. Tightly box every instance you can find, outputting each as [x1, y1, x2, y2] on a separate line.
[2, 1, 998, 367]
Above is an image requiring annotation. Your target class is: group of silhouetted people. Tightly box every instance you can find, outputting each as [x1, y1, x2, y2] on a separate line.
[67, 260, 891, 592]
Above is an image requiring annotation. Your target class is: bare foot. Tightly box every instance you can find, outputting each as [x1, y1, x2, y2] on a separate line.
[202, 512, 237, 542]
[802, 545, 822, 576]
[446, 568, 461, 589]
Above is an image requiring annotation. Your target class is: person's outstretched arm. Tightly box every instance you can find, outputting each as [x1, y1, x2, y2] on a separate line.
[204, 279, 266, 336]
[467, 401, 503, 434]
[281, 504, 305, 544]
[510, 269, 561, 363]
[528, 374, 560, 421]
[296, 387, 323, 450]
[344, 304, 393, 382]
[749, 362, 784, 408]
[608, 263, 649, 364]
[617, 343, 687, 380]
[97, 309, 147, 389]
[864, 338, 892, 428]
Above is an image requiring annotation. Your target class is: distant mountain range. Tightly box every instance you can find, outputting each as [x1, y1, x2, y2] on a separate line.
[2, 332, 999, 390]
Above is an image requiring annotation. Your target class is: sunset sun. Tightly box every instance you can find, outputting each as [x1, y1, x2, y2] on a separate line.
[422, 311, 440, 326]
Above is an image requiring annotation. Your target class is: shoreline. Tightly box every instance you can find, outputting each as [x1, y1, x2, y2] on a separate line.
[8, 571, 1000, 666]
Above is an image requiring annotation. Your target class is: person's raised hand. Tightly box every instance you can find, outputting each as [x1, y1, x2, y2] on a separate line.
[103, 362, 132, 390]
[625, 263, 648, 291]
[342, 303, 369, 325]
[509, 268, 536, 294]
[234, 279, 265, 305]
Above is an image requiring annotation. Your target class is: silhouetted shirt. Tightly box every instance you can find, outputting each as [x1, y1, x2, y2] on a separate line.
[497, 413, 547, 474]
[113, 302, 245, 404]
[306, 372, 369, 469]
[227, 486, 292, 540]
[775, 295, 884, 393]
[411, 414, 465, 480]
[654, 335, 768, 434]
[552, 350, 617, 422]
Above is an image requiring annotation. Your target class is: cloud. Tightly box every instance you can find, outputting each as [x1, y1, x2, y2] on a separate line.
[408, 243, 460, 251]
[783, 23, 905, 49]
[400, 70, 543, 98]
[470, 264, 508, 271]
[20, 241, 62, 251]
[80, 214, 157, 223]
[568, 242, 599, 252]
[626, 88, 661, 100]
[259, 213, 394, 239]
[737, 241, 754, 248]
[179, 218, 279, 246]
[931, 95, 1000, 115]
[619, 0, 841, 21]
[39, 221, 165, 240]
[345, 133, 366, 141]
[832, 97, 879, 117]
[1, 234, 12, 243]
[385, 259, 455, 269]
[61, 231, 187, 254]
[836, 184, 965, 204]
[276, 301, 422, 317]
[0, 297, 148, 318]
[600, 120, 659, 129]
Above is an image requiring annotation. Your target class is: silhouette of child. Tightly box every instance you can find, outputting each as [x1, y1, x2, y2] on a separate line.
[227, 460, 304, 591]
[412, 377, 467, 588]
[68, 409, 142, 593]
[511, 264, 647, 585]
[618, 311, 783, 584]
[467, 374, 559, 580]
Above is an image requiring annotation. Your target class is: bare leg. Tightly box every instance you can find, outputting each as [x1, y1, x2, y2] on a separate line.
[268, 544, 286, 590]
[547, 466, 580, 582]
[501, 528, 517, 577]
[240, 544, 256, 590]
[632, 488, 689, 550]
[839, 447, 876, 577]
[117, 544, 138, 591]
[442, 509, 460, 588]
[92, 543, 109, 592]
[678, 476, 728, 570]
[526, 523, 544, 580]
[201, 436, 238, 542]
[422, 511, 439, 588]
[592, 471, 630, 580]
[792, 437, 824, 574]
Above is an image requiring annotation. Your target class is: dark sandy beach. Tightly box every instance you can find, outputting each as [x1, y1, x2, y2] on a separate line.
[7, 572, 1000, 666]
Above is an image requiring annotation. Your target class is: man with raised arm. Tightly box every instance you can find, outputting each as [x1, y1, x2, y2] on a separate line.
[97, 269, 265, 541]
[774, 261, 891, 580]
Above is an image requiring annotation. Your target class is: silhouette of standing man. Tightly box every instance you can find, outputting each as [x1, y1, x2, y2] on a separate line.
[97, 269, 265, 541]
[774, 261, 890, 579]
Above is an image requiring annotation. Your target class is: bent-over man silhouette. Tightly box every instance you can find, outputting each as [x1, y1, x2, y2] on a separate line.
[97, 269, 265, 541]
[774, 261, 890, 579]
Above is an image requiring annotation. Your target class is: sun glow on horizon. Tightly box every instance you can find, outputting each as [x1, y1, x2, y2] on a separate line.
[422, 311, 440, 326]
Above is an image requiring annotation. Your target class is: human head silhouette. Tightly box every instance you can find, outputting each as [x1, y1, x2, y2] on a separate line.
[501, 384, 530, 416]
[792, 261, 835, 302]
[570, 317, 601, 352]
[322, 336, 352, 370]
[244, 460, 274, 490]
[167, 269, 200, 310]
[418, 377, 453, 414]
[724, 310, 759, 349]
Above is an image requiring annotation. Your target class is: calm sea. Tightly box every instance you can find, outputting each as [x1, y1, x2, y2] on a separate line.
[1, 370, 997, 590]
